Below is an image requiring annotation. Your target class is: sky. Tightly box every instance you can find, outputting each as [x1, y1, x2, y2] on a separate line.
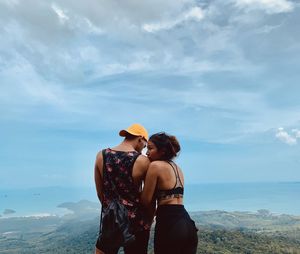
[1, 0, 300, 189]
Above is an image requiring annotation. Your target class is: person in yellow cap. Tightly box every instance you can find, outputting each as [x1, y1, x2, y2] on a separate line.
[94, 123, 152, 254]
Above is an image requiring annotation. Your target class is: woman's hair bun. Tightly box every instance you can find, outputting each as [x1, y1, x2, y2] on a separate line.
[149, 132, 181, 160]
[169, 135, 180, 154]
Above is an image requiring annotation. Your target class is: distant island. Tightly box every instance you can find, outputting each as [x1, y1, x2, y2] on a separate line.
[3, 209, 16, 215]
[1, 200, 300, 253]
[57, 199, 100, 218]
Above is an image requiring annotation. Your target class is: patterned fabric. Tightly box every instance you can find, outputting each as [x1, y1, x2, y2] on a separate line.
[102, 148, 151, 232]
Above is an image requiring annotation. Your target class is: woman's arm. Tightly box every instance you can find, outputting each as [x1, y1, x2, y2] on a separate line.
[141, 162, 159, 208]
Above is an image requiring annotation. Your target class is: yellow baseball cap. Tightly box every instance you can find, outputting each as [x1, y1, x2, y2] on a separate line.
[119, 123, 149, 141]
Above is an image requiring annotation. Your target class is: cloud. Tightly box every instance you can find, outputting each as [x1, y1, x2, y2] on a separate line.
[51, 3, 103, 35]
[142, 6, 205, 32]
[275, 127, 297, 145]
[292, 129, 300, 138]
[1, 0, 300, 142]
[234, 0, 295, 14]
[0, 53, 67, 108]
[1, 0, 300, 187]
[51, 3, 69, 23]
[254, 24, 283, 34]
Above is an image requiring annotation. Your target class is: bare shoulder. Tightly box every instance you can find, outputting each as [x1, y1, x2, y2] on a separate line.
[153, 160, 170, 167]
[149, 161, 180, 177]
[96, 150, 102, 159]
[135, 154, 150, 168]
[95, 150, 103, 167]
[148, 161, 165, 171]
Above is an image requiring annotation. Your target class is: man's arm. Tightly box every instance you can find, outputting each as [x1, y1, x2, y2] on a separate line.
[94, 151, 104, 203]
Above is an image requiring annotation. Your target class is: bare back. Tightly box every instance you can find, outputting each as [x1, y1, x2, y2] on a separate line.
[155, 161, 184, 206]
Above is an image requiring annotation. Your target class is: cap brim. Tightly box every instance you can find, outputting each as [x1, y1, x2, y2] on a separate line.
[119, 130, 128, 137]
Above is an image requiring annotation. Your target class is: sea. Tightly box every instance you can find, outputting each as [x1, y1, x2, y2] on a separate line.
[1, 182, 300, 218]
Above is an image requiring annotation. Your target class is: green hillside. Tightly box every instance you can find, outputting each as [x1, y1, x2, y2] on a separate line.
[1, 201, 300, 253]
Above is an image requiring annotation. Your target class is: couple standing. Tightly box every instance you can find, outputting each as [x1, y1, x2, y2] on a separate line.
[94, 123, 198, 254]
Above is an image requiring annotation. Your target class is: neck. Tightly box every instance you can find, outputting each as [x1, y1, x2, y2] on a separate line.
[112, 140, 137, 152]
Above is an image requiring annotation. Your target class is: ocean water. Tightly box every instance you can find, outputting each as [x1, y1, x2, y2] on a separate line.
[184, 182, 300, 215]
[1, 182, 300, 218]
[0, 187, 98, 217]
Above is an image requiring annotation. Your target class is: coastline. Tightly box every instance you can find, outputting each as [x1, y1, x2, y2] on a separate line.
[0, 200, 300, 254]
[2, 182, 300, 218]
[1, 204, 300, 254]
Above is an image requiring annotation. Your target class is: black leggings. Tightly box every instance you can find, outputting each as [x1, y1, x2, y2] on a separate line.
[154, 205, 198, 254]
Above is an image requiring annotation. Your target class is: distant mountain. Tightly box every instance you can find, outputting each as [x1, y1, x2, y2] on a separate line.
[3, 209, 16, 215]
[57, 199, 100, 220]
[191, 210, 300, 240]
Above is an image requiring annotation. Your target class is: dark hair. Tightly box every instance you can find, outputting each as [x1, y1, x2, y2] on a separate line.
[149, 132, 181, 161]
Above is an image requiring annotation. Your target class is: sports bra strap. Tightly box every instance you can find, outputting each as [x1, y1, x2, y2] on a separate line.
[166, 161, 183, 189]
[155, 161, 184, 201]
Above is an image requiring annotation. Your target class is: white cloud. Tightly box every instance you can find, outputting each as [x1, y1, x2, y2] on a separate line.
[142, 6, 205, 33]
[50, 3, 103, 34]
[0, 54, 67, 108]
[275, 127, 297, 145]
[234, 0, 295, 14]
[1, 0, 300, 143]
[183, 6, 205, 21]
[254, 24, 283, 34]
[51, 3, 69, 23]
[292, 129, 300, 138]
[84, 17, 103, 35]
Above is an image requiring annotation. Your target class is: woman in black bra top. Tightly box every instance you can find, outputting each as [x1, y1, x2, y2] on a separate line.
[141, 132, 198, 254]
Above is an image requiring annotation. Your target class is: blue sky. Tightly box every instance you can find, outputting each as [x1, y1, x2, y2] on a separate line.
[1, 0, 300, 188]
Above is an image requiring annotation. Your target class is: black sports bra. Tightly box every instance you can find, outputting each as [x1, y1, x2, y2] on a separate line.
[156, 161, 184, 201]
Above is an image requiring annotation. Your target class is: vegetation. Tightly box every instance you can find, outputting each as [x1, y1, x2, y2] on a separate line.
[1, 202, 300, 253]
[196, 228, 300, 254]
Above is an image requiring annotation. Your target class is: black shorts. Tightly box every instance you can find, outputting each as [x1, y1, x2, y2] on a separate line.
[96, 229, 150, 254]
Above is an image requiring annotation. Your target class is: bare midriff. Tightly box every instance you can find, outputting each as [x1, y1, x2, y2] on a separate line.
[158, 197, 183, 206]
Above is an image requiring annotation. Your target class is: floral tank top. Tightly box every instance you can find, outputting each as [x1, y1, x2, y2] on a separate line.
[102, 148, 151, 232]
